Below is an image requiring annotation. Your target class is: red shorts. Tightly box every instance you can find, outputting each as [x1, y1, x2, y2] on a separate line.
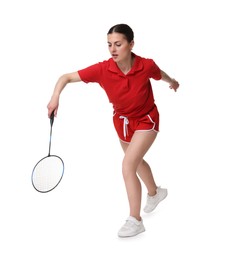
[113, 105, 159, 143]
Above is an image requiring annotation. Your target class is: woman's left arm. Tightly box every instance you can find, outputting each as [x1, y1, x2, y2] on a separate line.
[160, 70, 179, 92]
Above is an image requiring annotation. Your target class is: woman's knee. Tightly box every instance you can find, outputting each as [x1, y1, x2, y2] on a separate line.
[122, 156, 138, 178]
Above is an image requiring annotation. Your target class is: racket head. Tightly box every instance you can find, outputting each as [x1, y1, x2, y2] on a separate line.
[32, 155, 64, 193]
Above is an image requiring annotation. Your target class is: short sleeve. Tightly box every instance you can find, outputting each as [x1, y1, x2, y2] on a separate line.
[147, 59, 162, 80]
[78, 63, 102, 84]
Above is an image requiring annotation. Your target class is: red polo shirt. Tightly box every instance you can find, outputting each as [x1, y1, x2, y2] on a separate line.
[78, 53, 161, 117]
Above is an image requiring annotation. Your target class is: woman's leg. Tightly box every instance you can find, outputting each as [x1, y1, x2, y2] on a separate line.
[120, 140, 157, 196]
[121, 130, 158, 220]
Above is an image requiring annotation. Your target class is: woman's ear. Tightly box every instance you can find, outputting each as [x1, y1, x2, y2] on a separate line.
[130, 40, 135, 50]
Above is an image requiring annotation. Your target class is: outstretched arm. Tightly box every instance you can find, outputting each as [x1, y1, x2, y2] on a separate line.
[47, 72, 82, 117]
[160, 70, 179, 92]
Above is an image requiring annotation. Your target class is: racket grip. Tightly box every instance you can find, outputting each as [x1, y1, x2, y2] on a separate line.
[50, 111, 55, 126]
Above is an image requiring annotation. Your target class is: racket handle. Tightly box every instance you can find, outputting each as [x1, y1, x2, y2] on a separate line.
[50, 111, 55, 126]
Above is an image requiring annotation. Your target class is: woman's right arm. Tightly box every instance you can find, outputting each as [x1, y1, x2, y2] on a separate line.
[47, 71, 81, 117]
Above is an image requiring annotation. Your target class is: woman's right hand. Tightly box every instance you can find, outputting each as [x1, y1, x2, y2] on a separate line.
[47, 94, 59, 118]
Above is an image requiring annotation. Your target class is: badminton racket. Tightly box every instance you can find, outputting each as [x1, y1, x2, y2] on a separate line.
[31, 111, 64, 193]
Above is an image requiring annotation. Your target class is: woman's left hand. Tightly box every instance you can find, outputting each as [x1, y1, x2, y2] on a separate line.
[169, 79, 179, 92]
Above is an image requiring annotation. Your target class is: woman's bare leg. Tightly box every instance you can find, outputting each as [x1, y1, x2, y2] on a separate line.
[120, 132, 158, 196]
[137, 160, 157, 196]
[121, 130, 157, 220]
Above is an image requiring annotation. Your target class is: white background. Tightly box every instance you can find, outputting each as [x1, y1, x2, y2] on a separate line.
[1, 0, 227, 259]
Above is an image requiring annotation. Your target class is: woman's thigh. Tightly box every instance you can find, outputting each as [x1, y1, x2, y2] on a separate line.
[122, 130, 157, 169]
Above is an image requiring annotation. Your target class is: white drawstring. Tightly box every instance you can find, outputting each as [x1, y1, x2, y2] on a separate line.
[119, 116, 129, 139]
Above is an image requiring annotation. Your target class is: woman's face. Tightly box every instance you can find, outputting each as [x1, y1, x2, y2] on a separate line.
[107, 32, 134, 63]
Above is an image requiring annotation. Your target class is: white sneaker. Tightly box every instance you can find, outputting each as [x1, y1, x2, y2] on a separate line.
[118, 216, 145, 238]
[143, 187, 168, 213]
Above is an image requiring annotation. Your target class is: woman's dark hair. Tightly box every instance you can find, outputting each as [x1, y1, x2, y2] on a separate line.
[107, 24, 134, 43]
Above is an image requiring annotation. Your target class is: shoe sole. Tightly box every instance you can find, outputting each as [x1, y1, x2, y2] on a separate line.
[118, 228, 145, 238]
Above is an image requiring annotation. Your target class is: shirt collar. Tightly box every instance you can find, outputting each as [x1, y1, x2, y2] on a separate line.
[108, 53, 144, 75]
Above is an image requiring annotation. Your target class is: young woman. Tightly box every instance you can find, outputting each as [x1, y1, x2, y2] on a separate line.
[47, 24, 179, 237]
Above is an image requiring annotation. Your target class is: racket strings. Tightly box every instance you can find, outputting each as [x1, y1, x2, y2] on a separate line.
[32, 156, 64, 192]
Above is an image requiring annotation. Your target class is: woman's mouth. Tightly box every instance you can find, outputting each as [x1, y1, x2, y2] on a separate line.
[112, 54, 118, 59]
